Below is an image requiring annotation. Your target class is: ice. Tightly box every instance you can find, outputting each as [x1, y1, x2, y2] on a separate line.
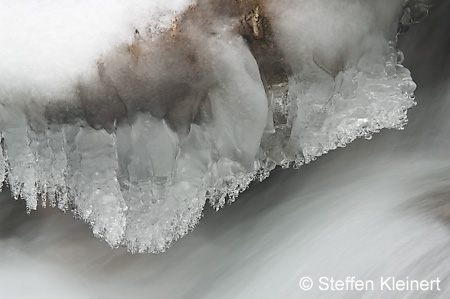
[64, 125, 126, 245]
[206, 33, 268, 170]
[0, 0, 434, 252]
[2, 109, 38, 212]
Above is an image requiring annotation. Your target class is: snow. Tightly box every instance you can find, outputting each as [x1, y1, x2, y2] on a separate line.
[0, 0, 433, 252]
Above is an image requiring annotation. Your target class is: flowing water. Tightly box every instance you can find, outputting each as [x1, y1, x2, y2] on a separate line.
[1, 1, 450, 299]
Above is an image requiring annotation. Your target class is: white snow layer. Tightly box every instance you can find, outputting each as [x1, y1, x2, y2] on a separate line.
[0, 0, 426, 252]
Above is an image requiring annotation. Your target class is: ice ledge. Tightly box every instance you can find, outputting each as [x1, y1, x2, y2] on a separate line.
[0, 0, 428, 252]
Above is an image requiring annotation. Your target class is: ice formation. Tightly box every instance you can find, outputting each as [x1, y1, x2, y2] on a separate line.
[0, 0, 434, 252]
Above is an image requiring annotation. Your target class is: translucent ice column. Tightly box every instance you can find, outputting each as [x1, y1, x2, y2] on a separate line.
[0, 0, 433, 252]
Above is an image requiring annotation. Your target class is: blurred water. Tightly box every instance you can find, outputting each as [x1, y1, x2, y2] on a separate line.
[2, 2, 450, 299]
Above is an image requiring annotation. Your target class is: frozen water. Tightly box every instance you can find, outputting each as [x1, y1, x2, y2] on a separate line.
[0, 0, 434, 252]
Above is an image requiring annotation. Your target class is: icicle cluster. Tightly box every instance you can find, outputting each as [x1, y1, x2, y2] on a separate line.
[0, 0, 431, 252]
